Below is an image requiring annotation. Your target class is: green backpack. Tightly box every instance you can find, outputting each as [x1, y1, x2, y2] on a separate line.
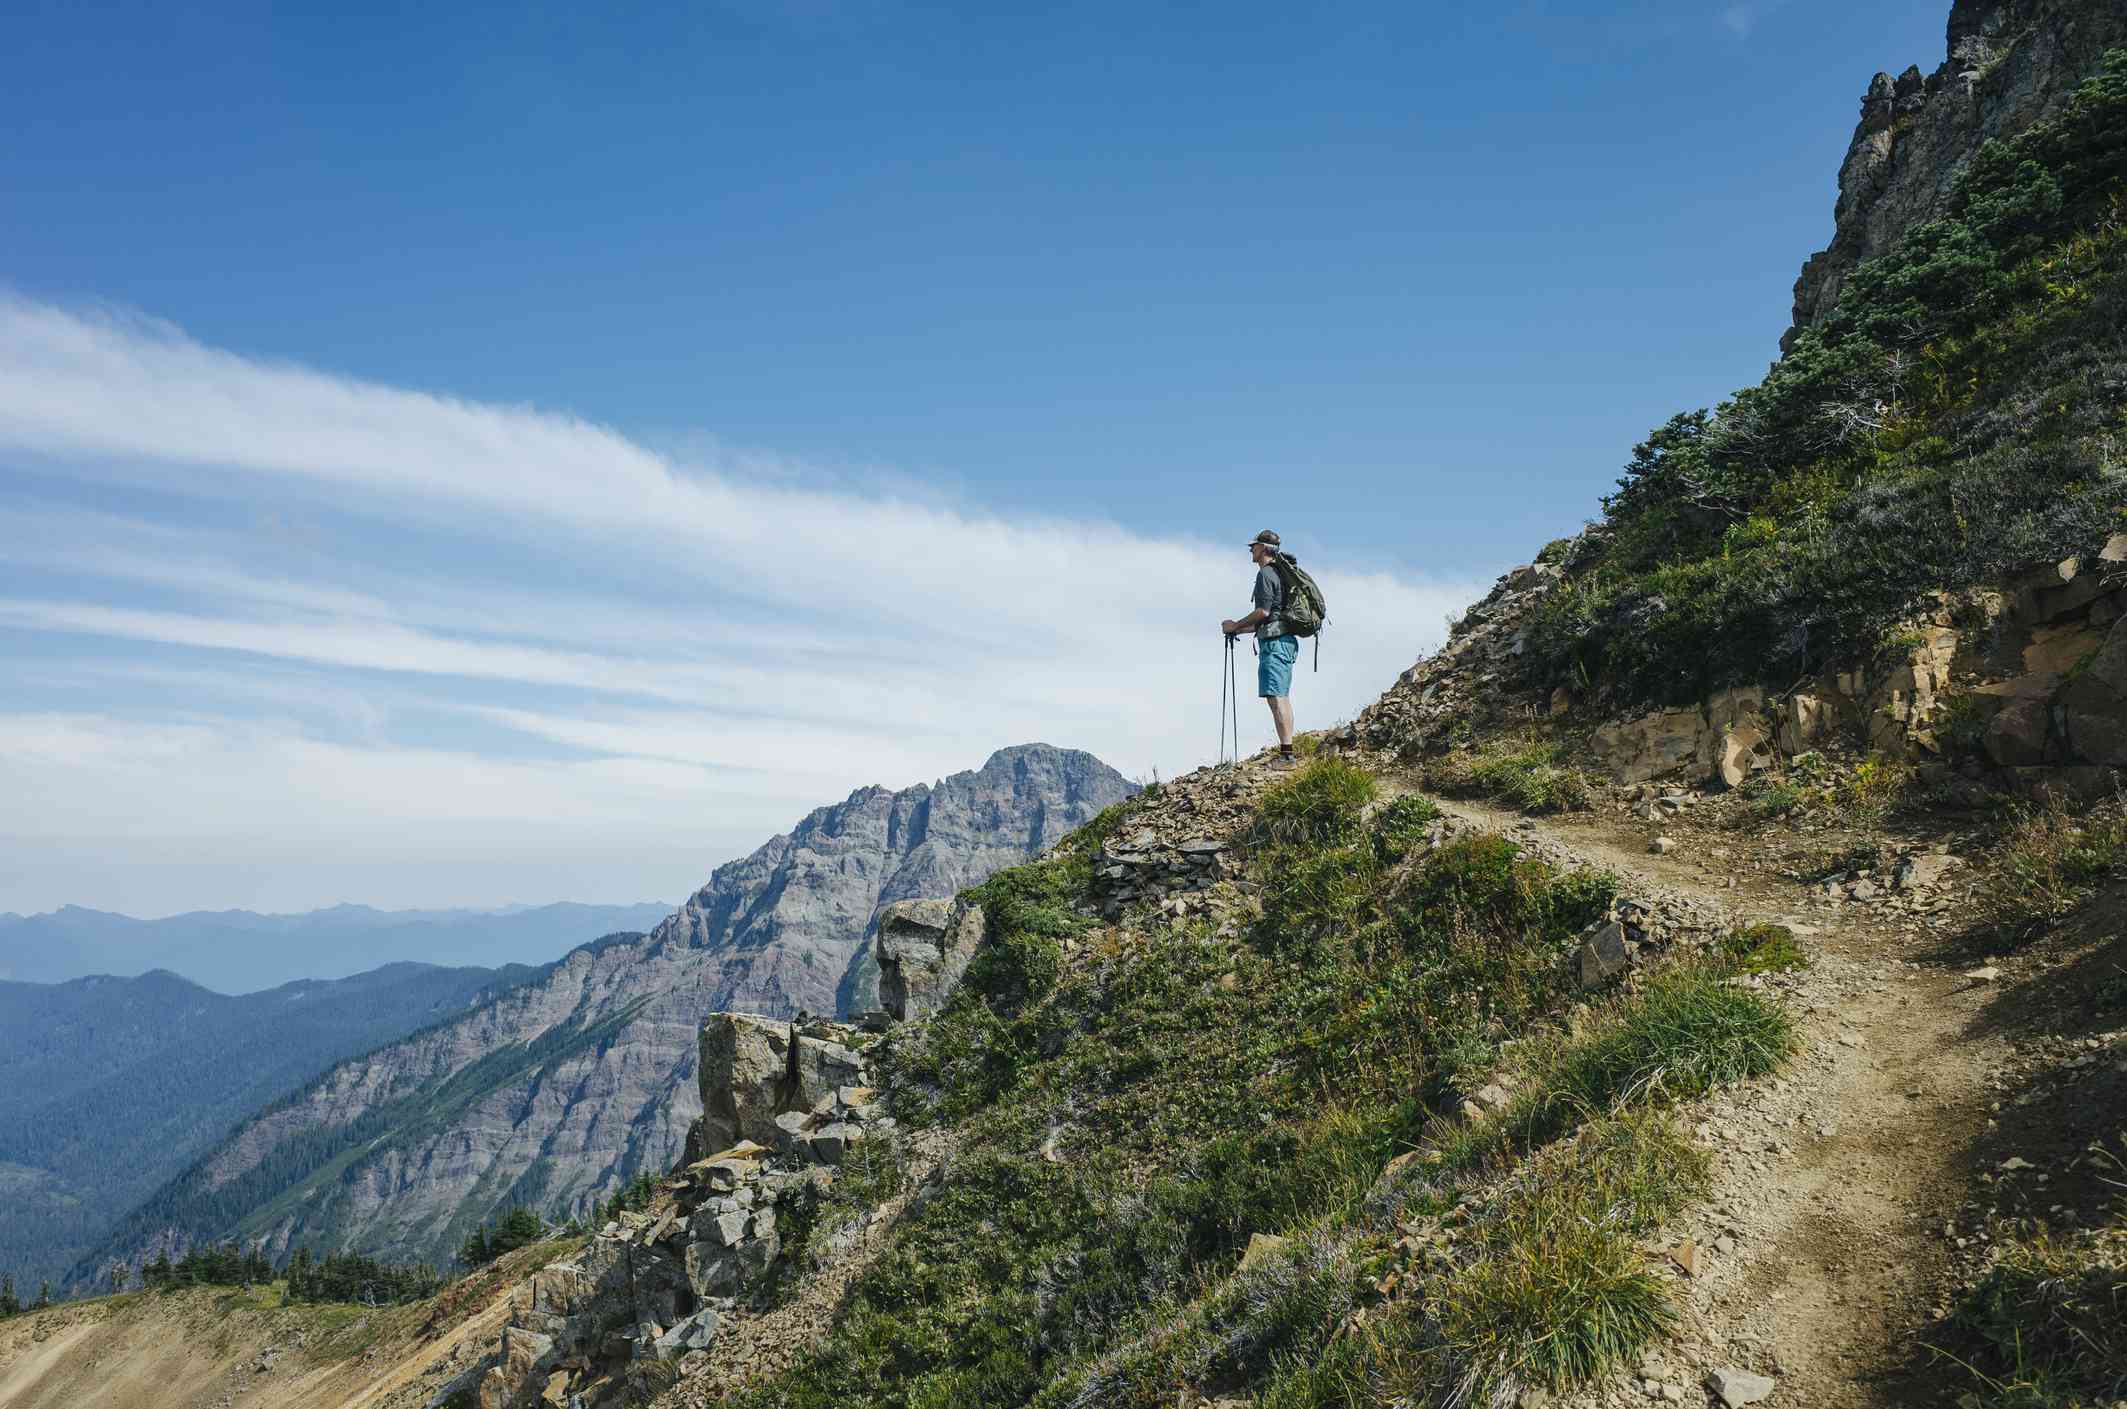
[1270, 553, 1327, 638]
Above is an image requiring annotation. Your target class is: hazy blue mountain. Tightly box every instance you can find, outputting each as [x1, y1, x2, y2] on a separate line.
[0, 900, 673, 993]
[0, 958, 545, 1292]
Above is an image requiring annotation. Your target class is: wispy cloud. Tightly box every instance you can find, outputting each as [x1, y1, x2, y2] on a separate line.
[1717, 0, 1791, 38]
[0, 295, 1483, 916]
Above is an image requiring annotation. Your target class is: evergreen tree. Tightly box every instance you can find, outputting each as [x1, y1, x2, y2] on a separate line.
[0, 1273, 19, 1317]
[490, 1206, 547, 1257]
[34, 1281, 51, 1310]
[456, 1226, 492, 1269]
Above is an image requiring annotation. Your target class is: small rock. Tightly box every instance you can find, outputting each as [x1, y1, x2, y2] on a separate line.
[1707, 1367, 1777, 1407]
[1965, 966, 2001, 983]
[1651, 837, 1677, 855]
[1666, 1239, 1699, 1277]
[1578, 922, 1631, 988]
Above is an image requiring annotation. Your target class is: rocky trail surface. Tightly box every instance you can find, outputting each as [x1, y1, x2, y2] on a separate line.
[1416, 784, 2010, 1409]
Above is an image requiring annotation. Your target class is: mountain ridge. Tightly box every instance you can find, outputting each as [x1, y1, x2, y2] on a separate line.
[0, 900, 675, 993]
[75, 743, 1135, 1283]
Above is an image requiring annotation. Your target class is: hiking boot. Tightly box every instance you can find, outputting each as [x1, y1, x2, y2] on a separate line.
[1267, 752, 1298, 771]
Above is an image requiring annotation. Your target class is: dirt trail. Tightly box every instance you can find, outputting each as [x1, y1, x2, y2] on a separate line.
[1428, 792, 2000, 1408]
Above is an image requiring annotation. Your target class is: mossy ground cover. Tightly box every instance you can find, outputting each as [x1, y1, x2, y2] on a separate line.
[733, 762, 1795, 1409]
[1523, 53, 2127, 710]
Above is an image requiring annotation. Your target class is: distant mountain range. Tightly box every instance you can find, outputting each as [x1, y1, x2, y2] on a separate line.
[82, 744, 1135, 1282]
[0, 959, 547, 1293]
[0, 901, 674, 993]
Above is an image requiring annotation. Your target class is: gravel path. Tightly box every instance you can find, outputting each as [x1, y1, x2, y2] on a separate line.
[1427, 791, 2002, 1408]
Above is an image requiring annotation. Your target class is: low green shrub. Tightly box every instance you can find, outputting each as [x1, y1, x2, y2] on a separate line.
[1372, 793, 1443, 862]
[1744, 777, 1807, 821]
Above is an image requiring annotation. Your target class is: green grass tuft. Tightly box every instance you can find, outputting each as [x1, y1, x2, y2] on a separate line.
[1426, 735, 1593, 814]
[1253, 758, 1380, 848]
[1514, 965, 1794, 1141]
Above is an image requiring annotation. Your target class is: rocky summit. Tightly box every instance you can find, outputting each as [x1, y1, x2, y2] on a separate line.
[1786, 0, 2127, 348]
[75, 744, 1133, 1281]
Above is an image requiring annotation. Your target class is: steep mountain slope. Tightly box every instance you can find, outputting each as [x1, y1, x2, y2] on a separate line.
[81, 745, 1132, 1282]
[1517, 0, 2127, 713]
[0, 901, 672, 992]
[0, 961, 538, 1296]
[1788, 0, 2127, 343]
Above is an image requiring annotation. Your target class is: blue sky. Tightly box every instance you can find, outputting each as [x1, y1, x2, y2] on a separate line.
[0, 0, 1948, 922]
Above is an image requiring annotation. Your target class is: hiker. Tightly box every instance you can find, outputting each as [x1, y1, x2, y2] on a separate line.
[1223, 529, 1301, 768]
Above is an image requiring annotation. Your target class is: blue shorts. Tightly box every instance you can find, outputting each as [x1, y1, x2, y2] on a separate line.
[1257, 635, 1299, 698]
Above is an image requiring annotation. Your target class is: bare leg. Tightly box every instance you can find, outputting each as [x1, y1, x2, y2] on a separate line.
[1266, 695, 1294, 749]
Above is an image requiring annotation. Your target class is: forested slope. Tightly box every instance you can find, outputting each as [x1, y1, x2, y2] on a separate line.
[0, 960, 539, 1293]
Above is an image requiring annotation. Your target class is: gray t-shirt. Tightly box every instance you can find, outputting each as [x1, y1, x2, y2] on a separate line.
[1252, 565, 1287, 639]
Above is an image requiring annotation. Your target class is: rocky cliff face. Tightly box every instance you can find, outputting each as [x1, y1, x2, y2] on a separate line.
[82, 745, 1133, 1279]
[1785, 0, 2127, 349]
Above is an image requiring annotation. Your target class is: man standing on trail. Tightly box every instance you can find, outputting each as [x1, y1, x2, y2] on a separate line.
[1222, 529, 1299, 769]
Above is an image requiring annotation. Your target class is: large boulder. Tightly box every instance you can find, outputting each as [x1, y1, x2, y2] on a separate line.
[1984, 697, 2053, 767]
[698, 1013, 797, 1153]
[698, 1012, 875, 1162]
[793, 1034, 865, 1106]
[477, 1327, 557, 1409]
[1774, 691, 1838, 754]
[2058, 615, 2127, 766]
[653, 1307, 720, 1360]
[877, 898, 986, 1020]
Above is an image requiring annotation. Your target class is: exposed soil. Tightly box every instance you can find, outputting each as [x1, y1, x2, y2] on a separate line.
[0, 1245, 538, 1409]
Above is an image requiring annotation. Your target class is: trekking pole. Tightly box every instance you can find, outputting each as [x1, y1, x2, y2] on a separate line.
[1225, 634, 1242, 766]
[1230, 635, 1240, 763]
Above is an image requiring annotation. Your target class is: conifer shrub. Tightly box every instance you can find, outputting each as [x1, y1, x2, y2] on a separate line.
[1522, 51, 2127, 708]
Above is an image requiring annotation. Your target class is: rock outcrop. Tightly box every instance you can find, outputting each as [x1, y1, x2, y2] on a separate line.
[1785, 0, 2127, 348]
[1355, 535, 2127, 798]
[467, 1011, 901, 1408]
[87, 745, 1133, 1280]
[875, 898, 986, 1021]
